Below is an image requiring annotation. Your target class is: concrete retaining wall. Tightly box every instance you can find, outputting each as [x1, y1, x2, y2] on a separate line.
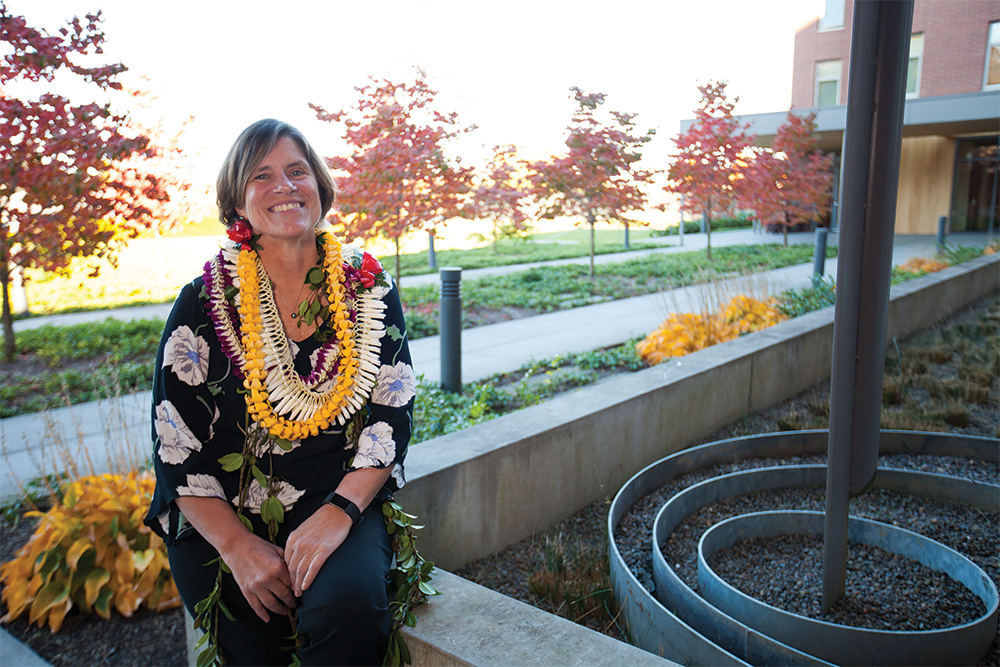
[400, 254, 999, 570]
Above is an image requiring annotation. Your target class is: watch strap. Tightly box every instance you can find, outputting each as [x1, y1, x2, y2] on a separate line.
[324, 491, 363, 527]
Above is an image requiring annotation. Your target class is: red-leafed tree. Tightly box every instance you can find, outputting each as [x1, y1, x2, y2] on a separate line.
[471, 144, 531, 252]
[528, 88, 656, 277]
[743, 112, 833, 245]
[667, 80, 754, 260]
[312, 71, 475, 285]
[1, 7, 183, 360]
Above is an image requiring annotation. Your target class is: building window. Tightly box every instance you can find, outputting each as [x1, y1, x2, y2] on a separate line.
[819, 0, 845, 32]
[985, 22, 1000, 90]
[815, 60, 841, 107]
[906, 34, 924, 98]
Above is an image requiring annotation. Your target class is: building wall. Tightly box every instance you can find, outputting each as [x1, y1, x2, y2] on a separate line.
[790, 0, 855, 108]
[790, 0, 1000, 108]
[894, 136, 957, 235]
[916, 1, 1000, 97]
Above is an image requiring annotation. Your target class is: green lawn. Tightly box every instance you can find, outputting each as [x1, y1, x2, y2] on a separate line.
[381, 227, 666, 277]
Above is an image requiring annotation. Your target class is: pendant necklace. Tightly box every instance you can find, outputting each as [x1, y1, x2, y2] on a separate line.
[273, 278, 308, 320]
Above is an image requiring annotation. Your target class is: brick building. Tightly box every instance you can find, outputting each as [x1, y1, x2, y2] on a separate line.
[728, 0, 999, 236]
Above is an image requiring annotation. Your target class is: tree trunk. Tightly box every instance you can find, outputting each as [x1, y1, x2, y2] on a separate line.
[1, 255, 15, 362]
[395, 237, 402, 289]
[783, 213, 790, 246]
[624, 222, 630, 250]
[706, 212, 713, 262]
[587, 211, 596, 279]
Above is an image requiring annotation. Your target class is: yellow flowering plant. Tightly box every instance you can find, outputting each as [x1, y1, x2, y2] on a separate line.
[897, 257, 950, 275]
[636, 295, 787, 365]
[0, 471, 181, 632]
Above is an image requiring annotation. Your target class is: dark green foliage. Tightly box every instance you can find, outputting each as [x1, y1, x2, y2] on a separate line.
[650, 213, 754, 237]
[2, 326, 156, 420]
[15, 319, 164, 366]
[411, 341, 646, 444]
[776, 275, 837, 318]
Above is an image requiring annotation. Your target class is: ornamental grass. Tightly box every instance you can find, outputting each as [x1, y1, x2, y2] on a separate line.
[0, 471, 180, 632]
[636, 295, 786, 366]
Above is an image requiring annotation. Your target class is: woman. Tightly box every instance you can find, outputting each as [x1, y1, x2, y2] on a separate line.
[144, 119, 415, 666]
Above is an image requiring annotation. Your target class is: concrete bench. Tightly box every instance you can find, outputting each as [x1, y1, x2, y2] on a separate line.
[184, 569, 677, 666]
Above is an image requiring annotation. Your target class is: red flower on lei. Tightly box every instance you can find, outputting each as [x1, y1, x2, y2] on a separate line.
[343, 251, 385, 290]
[227, 219, 254, 245]
[358, 252, 382, 288]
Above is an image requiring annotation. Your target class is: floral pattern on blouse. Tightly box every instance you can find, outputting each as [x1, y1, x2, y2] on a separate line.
[144, 262, 414, 545]
[163, 325, 210, 386]
[353, 421, 396, 469]
[371, 362, 416, 408]
[154, 400, 203, 465]
[176, 474, 226, 499]
[236, 479, 306, 514]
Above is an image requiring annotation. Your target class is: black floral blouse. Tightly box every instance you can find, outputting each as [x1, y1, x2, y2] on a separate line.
[143, 260, 414, 545]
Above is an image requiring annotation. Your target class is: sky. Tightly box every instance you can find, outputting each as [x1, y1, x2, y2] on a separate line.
[7, 0, 823, 208]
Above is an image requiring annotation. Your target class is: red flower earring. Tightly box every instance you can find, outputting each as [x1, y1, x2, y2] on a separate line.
[227, 217, 254, 246]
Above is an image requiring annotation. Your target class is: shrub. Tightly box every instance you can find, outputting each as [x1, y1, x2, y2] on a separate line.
[636, 296, 786, 366]
[776, 276, 836, 318]
[0, 471, 180, 632]
[897, 257, 950, 275]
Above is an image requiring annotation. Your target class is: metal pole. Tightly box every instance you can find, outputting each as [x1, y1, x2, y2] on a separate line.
[812, 227, 829, 277]
[987, 159, 998, 240]
[700, 210, 707, 234]
[439, 267, 462, 393]
[823, 0, 913, 612]
[937, 215, 948, 246]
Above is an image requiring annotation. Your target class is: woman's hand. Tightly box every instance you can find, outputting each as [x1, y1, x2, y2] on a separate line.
[221, 533, 297, 622]
[284, 504, 352, 597]
[174, 496, 297, 622]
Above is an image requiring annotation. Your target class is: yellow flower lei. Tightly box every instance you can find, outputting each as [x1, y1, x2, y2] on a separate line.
[233, 234, 375, 441]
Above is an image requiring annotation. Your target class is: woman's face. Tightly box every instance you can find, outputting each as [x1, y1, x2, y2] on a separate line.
[237, 136, 321, 243]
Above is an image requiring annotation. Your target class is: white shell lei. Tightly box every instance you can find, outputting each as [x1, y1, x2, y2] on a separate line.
[207, 240, 386, 426]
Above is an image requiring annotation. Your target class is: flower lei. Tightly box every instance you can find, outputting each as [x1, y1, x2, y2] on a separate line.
[204, 230, 386, 440]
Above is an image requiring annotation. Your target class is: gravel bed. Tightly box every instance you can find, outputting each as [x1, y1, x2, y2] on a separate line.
[710, 533, 985, 631]
[614, 454, 999, 662]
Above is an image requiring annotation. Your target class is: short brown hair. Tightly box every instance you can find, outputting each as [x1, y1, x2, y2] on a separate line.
[216, 119, 337, 228]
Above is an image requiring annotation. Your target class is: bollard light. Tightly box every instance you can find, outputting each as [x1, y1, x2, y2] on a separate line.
[439, 267, 462, 393]
[937, 215, 948, 247]
[812, 227, 829, 277]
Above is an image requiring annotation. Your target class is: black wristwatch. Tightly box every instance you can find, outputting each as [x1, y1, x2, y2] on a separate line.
[324, 491, 363, 527]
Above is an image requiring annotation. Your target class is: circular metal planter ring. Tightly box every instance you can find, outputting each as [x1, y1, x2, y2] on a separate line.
[608, 430, 1000, 666]
[697, 510, 999, 667]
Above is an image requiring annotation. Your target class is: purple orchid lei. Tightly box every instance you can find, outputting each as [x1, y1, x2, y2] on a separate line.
[202, 245, 348, 387]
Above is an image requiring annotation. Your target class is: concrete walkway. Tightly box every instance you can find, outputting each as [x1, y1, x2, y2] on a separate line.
[0, 229, 992, 664]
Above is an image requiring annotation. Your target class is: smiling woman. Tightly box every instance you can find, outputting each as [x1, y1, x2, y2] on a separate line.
[143, 119, 425, 666]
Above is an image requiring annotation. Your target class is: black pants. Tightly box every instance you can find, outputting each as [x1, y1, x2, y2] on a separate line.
[168, 502, 393, 666]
